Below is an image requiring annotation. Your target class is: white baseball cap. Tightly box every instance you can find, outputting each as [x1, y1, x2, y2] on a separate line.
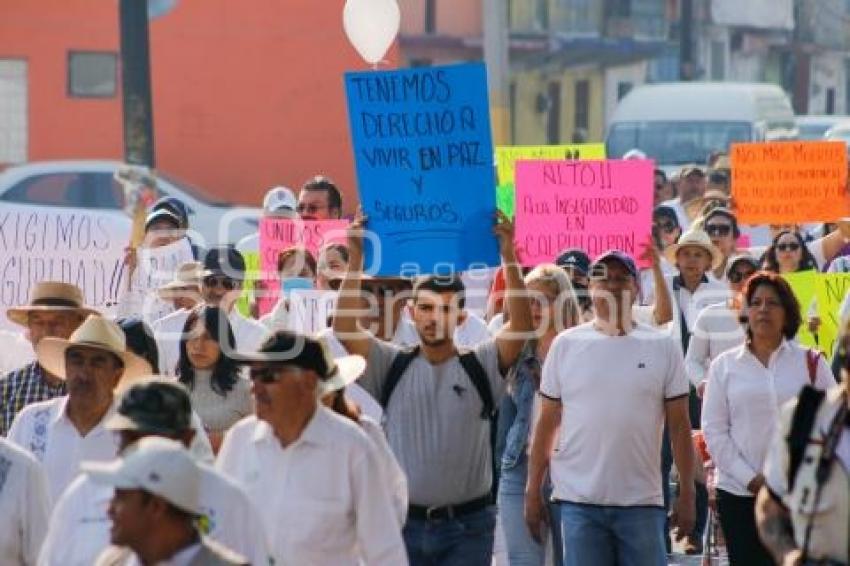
[82, 436, 202, 515]
[262, 186, 297, 217]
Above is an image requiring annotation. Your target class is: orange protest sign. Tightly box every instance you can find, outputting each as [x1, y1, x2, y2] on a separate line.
[731, 141, 849, 224]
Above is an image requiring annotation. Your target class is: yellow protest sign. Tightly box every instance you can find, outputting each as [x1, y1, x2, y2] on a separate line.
[494, 144, 606, 217]
[814, 273, 850, 356]
[782, 270, 819, 350]
[731, 141, 849, 224]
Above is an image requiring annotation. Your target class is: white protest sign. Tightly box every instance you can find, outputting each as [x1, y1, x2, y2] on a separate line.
[0, 204, 130, 331]
[289, 289, 338, 335]
[119, 237, 195, 324]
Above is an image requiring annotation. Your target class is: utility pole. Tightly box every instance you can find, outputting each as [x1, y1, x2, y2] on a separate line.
[484, 0, 510, 144]
[118, 0, 156, 167]
[679, 0, 695, 80]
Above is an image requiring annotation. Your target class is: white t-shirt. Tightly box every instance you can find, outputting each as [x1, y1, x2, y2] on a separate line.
[0, 438, 49, 566]
[683, 301, 746, 386]
[540, 322, 689, 507]
[39, 463, 272, 566]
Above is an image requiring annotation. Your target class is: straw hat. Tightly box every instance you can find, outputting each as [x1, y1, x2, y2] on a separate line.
[157, 261, 202, 300]
[7, 281, 99, 326]
[664, 229, 723, 271]
[36, 315, 151, 381]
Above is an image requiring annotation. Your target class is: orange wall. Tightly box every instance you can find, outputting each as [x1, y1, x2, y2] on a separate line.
[0, 0, 391, 211]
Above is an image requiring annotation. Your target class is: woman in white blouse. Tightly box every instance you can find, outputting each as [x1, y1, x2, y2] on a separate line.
[702, 272, 835, 565]
[684, 255, 759, 391]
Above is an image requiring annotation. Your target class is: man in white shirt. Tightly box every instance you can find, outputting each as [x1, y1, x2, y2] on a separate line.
[0, 437, 49, 565]
[40, 379, 271, 566]
[153, 247, 269, 375]
[7, 315, 150, 502]
[526, 250, 696, 566]
[85, 437, 247, 566]
[217, 331, 407, 565]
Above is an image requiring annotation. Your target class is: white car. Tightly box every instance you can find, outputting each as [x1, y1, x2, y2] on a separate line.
[0, 160, 261, 248]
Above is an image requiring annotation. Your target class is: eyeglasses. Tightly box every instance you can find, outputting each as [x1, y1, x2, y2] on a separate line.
[728, 269, 755, 284]
[202, 275, 236, 290]
[249, 365, 302, 383]
[705, 223, 733, 237]
[776, 242, 801, 252]
[589, 267, 634, 285]
[296, 203, 328, 215]
[654, 222, 678, 234]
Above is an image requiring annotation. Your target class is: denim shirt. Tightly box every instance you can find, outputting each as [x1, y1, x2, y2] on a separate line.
[497, 341, 541, 471]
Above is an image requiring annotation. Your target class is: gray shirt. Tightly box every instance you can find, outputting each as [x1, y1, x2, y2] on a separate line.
[359, 337, 504, 506]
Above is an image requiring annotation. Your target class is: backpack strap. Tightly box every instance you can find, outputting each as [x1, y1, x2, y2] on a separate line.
[380, 346, 420, 409]
[805, 348, 821, 386]
[786, 385, 826, 492]
[458, 349, 495, 420]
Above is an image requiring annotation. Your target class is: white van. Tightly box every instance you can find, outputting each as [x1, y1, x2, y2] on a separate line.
[606, 82, 797, 173]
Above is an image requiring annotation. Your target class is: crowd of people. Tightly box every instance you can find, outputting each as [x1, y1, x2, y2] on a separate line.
[0, 163, 848, 566]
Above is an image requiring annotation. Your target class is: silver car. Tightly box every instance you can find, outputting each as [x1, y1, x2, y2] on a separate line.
[0, 160, 261, 248]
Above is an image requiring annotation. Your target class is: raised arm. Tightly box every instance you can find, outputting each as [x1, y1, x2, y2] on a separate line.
[332, 212, 372, 359]
[639, 238, 673, 326]
[494, 211, 532, 371]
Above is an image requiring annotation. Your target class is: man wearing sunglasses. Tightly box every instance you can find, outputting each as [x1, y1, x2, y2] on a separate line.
[153, 247, 270, 376]
[296, 176, 344, 220]
[217, 331, 407, 565]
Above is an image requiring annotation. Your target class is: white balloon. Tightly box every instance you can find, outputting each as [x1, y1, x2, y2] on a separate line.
[343, 0, 401, 65]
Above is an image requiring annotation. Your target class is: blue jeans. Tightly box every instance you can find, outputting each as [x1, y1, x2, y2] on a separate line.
[559, 502, 667, 566]
[403, 506, 496, 566]
[498, 460, 563, 566]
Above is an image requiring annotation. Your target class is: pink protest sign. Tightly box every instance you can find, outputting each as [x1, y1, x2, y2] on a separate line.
[257, 218, 349, 315]
[515, 160, 654, 268]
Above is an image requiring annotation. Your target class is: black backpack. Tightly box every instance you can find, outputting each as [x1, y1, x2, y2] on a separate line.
[379, 346, 500, 499]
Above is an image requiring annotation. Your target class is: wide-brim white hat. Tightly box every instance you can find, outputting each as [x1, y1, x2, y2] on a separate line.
[664, 229, 723, 271]
[36, 314, 151, 382]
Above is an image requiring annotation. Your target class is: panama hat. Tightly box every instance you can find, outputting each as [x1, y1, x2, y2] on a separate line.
[664, 229, 723, 271]
[36, 315, 151, 381]
[157, 261, 202, 300]
[7, 281, 99, 327]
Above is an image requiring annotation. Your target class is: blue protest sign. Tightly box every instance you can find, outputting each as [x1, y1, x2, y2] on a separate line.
[345, 62, 499, 276]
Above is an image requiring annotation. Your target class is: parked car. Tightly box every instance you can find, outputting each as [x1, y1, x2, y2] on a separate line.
[824, 121, 850, 154]
[0, 160, 261, 247]
[606, 82, 797, 175]
[796, 115, 850, 140]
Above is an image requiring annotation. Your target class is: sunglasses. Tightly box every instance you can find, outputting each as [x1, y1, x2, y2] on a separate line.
[249, 365, 302, 383]
[705, 223, 733, 237]
[776, 242, 801, 252]
[654, 222, 678, 234]
[202, 275, 236, 290]
[728, 269, 755, 284]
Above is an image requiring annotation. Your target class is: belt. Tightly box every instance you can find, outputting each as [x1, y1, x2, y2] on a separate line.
[408, 496, 491, 522]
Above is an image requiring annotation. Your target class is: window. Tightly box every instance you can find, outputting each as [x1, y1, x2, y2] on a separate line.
[424, 0, 436, 34]
[536, 0, 550, 30]
[574, 80, 590, 131]
[617, 81, 633, 100]
[1, 172, 124, 209]
[710, 40, 726, 80]
[68, 51, 117, 98]
[826, 88, 836, 115]
[547, 82, 561, 144]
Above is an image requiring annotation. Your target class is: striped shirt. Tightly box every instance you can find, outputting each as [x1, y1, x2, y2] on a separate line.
[0, 362, 66, 437]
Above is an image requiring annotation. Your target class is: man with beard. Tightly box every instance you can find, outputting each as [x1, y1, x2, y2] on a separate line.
[333, 211, 532, 565]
